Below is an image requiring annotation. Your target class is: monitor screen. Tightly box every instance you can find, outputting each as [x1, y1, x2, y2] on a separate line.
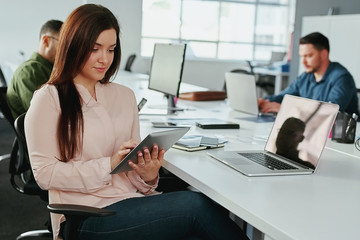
[148, 43, 186, 98]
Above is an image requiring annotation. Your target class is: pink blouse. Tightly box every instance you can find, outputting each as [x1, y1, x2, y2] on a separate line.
[25, 82, 158, 239]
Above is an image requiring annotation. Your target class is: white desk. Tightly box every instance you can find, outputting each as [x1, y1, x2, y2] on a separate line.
[116, 71, 360, 240]
[163, 145, 360, 240]
[253, 67, 289, 95]
[325, 139, 360, 159]
[324, 122, 360, 159]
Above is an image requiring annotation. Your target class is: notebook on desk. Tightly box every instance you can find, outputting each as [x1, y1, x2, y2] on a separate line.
[208, 95, 339, 176]
[225, 72, 276, 122]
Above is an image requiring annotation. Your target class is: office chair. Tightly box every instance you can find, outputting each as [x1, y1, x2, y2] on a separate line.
[0, 66, 7, 87]
[124, 54, 136, 72]
[252, 51, 287, 96]
[0, 86, 16, 162]
[0, 87, 47, 239]
[8, 111, 52, 239]
[14, 113, 115, 240]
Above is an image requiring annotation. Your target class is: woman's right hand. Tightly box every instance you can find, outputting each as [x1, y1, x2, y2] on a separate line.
[110, 139, 138, 171]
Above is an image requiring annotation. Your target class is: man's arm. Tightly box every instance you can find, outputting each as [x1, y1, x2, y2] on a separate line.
[258, 75, 302, 113]
[258, 98, 281, 113]
[265, 76, 302, 103]
[326, 72, 357, 113]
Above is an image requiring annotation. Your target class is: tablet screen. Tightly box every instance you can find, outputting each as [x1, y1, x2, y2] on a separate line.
[110, 127, 190, 173]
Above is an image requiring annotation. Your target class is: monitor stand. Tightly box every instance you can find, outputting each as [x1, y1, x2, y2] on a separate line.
[167, 95, 178, 114]
[139, 94, 183, 116]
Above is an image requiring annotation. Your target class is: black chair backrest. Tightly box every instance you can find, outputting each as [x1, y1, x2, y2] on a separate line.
[124, 54, 136, 72]
[0, 86, 15, 126]
[230, 69, 253, 75]
[0, 66, 7, 87]
[14, 112, 47, 200]
[11, 113, 34, 192]
[14, 112, 27, 153]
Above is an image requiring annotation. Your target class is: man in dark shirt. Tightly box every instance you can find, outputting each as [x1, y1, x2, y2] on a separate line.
[258, 32, 359, 116]
[7, 19, 63, 119]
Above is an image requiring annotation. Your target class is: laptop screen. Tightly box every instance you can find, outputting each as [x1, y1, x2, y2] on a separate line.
[265, 95, 339, 169]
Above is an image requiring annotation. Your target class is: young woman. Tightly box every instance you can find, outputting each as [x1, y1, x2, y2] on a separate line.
[25, 4, 248, 240]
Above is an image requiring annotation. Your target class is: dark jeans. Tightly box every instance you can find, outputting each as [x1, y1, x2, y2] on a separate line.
[76, 191, 248, 240]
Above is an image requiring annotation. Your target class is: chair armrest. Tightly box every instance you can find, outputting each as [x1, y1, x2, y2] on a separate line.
[47, 204, 115, 217]
[48, 204, 115, 240]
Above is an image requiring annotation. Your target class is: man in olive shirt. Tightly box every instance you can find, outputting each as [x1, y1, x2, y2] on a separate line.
[7, 19, 63, 119]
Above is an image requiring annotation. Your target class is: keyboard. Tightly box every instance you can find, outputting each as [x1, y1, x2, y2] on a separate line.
[239, 152, 297, 170]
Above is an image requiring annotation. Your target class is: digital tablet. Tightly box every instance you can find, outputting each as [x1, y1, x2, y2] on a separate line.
[110, 127, 190, 173]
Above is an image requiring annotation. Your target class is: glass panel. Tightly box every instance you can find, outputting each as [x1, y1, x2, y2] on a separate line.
[141, 0, 295, 61]
[219, 3, 255, 42]
[218, 43, 253, 60]
[142, 0, 181, 38]
[181, 1, 219, 41]
[187, 41, 217, 58]
[259, 0, 289, 4]
[255, 5, 288, 45]
[231, 0, 256, 2]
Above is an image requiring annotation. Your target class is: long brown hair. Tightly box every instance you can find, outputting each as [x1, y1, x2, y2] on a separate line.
[48, 4, 121, 161]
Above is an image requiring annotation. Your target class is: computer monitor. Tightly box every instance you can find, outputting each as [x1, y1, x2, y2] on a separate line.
[148, 43, 187, 113]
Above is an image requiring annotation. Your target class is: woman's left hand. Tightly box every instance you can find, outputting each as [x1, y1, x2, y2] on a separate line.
[128, 144, 164, 184]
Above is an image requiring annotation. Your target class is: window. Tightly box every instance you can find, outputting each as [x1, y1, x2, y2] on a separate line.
[141, 0, 295, 61]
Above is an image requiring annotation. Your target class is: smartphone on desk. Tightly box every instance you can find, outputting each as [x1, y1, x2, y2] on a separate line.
[195, 120, 240, 129]
[152, 121, 191, 128]
[137, 98, 147, 112]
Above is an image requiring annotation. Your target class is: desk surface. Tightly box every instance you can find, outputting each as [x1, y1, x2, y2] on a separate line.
[117, 71, 360, 240]
[325, 134, 360, 159]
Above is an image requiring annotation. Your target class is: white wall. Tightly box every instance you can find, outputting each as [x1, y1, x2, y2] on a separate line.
[0, 0, 142, 69]
[0, 0, 81, 64]
[301, 14, 360, 87]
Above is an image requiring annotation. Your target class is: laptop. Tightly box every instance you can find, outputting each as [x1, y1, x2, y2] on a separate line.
[208, 95, 339, 176]
[225, 71, 276, 122]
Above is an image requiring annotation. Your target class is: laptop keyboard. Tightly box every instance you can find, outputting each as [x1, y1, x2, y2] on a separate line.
[239, 153, 298, 170]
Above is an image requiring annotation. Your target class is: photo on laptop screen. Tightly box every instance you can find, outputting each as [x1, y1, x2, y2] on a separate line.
[265, 95, 338, 168]
[208, 95, 339, 176]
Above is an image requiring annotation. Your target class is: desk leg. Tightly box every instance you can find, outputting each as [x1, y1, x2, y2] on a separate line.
[274, 74, 282, 95]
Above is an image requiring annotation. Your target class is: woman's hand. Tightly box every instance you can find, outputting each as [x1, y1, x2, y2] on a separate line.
[110, 139, 138, 172]
[128, 144, 164, 184]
